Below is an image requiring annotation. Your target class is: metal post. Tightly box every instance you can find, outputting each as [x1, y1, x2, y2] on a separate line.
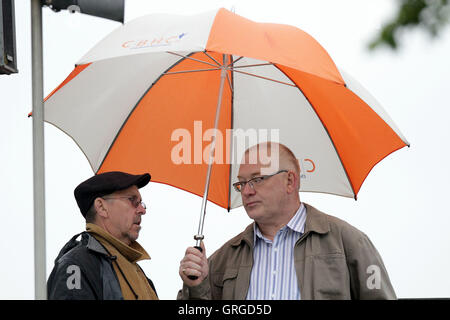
[194, 54, 228, 247]
[31, 0, 46, 300]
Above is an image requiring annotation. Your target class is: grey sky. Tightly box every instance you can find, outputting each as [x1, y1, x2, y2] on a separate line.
[1, 0, 449, 299]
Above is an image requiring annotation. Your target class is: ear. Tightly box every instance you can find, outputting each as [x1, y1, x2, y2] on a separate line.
[286, 171, 298, 194]
[94, 197, 108, 219]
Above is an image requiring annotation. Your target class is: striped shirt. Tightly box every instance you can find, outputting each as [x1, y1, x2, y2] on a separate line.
[246, 203, 307, 300]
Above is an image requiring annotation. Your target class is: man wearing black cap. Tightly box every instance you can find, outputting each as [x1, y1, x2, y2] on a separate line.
[47, 171, 158, 300]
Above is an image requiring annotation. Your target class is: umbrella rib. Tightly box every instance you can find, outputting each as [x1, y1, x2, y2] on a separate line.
[230, 63, 273, 69]
[228, 56, 244, 67]
[163, 68, 222, 75]
[232, 69, 296, 87]
[166, 51, 219, 68]
[226, 72, 234, 93]
[203, 51, 222, 66]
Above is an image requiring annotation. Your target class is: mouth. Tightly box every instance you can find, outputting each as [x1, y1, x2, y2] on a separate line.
[245, 201, 260, 208]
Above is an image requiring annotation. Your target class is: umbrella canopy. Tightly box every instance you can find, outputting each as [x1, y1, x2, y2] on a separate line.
[44, 8, 409, 212]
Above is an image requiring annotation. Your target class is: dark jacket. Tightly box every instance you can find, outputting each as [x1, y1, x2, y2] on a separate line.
[47, 232, 157, 300]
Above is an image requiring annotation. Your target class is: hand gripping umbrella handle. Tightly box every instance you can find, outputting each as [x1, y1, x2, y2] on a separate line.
[187, 245, 203, 280]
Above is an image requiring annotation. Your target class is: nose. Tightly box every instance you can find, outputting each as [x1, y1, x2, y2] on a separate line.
[241, 181, 256, 197]
[137, 203, 146, 215]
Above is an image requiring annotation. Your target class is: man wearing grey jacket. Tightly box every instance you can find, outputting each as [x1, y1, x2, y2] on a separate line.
[178, 142, 396, 300]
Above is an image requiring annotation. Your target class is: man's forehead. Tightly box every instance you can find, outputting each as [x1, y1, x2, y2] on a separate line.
[240, 148, 281, 175]
[238, 163, 263, 178]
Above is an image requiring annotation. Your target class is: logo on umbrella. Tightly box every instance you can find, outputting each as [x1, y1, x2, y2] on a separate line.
[122, 32, 188, 49]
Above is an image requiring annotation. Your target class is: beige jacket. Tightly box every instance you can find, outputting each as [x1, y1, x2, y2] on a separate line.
[178, 203, 396, 300]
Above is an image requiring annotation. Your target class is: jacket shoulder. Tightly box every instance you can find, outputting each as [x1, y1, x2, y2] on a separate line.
[47, 233, 105, 300]
[306, 203, 367, 239]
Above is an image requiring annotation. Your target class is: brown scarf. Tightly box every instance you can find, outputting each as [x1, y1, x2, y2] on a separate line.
[86, 223, 158, 300]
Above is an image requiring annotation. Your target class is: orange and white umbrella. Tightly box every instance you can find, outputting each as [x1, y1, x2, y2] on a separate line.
[44, 8, 409, 242]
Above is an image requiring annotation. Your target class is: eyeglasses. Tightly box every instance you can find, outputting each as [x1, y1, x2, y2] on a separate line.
[102, 196, 146, 209]
[233, 170, 288, 192]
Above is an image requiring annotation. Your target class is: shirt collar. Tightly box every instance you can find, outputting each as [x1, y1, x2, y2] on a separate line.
[286, 202, 306, 234]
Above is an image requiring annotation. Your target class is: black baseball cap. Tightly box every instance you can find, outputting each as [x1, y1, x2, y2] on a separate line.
[74, 171, 151, 217]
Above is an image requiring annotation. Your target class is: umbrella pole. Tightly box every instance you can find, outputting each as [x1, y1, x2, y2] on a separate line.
[194, 54, 229, 248]
[31, 0, 47, 300]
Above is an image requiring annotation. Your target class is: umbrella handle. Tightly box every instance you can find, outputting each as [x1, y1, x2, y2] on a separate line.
[187, 246, 203, 280]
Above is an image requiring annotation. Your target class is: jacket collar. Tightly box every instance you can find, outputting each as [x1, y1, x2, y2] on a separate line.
[231, 223, 254, 248]
[230, 202, 330, 247]
[84, 232, 110, 256]
[303, 203, 330, 235]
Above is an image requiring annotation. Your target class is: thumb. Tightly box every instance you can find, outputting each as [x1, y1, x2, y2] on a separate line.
[200, 240, 206, 256]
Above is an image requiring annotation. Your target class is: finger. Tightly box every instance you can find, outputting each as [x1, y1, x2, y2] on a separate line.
[184, 253, 203, 265]
[182, 267, 202, 277]
[180, 267, 202, 282]
[180, 262, 199, 272]
[198, 241, 206, 259]
[199, 241, 206, 256]
[185, 246, 204, 258]
[181, 249, 203, 262]
[180, 257, 202, 271]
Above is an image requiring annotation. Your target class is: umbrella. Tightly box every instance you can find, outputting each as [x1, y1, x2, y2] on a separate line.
[43, 8, 409, 246]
